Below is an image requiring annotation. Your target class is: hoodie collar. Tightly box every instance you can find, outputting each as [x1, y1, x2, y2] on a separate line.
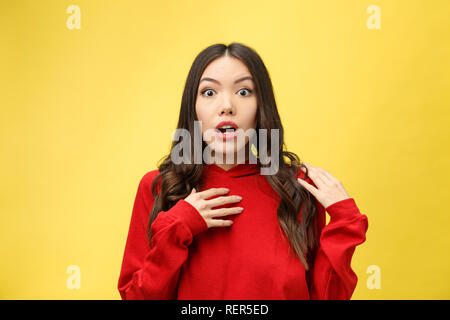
[204, 160, 260, 178]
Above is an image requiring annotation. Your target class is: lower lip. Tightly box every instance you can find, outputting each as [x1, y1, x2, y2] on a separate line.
[215, 130, 238, 141]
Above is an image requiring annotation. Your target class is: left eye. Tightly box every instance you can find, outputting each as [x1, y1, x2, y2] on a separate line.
[238, 89, 252, 96]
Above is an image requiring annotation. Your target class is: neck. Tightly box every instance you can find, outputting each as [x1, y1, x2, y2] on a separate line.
[214, 162, 238, 171]
[210, 143, 252, 171]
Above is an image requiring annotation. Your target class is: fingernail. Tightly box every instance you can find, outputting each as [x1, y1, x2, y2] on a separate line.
[237, 196, 242, 200]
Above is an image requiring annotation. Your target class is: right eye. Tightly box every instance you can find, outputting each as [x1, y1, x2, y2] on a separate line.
[201, 89, 216, 97]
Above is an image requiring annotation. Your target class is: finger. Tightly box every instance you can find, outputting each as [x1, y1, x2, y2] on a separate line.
[297, 178, 319, 196]
[208, 219, 234, 228]
[207, 195, 242, 208]
[302, 166, 327, 188]
[319, 169, 340, 185]
[210, 207, 244, 217]
[303, 164, 334, 187]
[198, 187, 230, 200]
[303, 162, 313, 170]
[298, 166, 308, 182]
[302, 163, 317, 177]
[315, 172, 330, 187]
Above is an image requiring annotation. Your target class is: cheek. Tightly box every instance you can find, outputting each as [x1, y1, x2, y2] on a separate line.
[195, 102, 213, 130]
[195, 101, 206, 121]
[242, 99, 258, 129]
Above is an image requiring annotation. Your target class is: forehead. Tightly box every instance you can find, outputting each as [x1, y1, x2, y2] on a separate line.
[201, 56, 252, 81]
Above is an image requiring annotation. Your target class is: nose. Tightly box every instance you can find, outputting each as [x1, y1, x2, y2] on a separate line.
[218, 91, 235, 115]
[219, 105, 234, 116]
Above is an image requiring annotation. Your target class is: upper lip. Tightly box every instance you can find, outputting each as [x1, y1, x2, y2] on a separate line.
[215, 120, 239, 130]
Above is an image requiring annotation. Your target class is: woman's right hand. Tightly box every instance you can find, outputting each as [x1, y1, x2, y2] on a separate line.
[184, 187, 244, 228]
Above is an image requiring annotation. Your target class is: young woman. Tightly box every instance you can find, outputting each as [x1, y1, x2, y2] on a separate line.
[117, 43, 369, 300]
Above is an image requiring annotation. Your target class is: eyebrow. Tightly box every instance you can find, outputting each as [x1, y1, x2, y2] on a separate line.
[199, 76, 254, 85]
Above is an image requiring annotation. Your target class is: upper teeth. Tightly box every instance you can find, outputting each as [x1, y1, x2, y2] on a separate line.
[220, 125, 235, 129]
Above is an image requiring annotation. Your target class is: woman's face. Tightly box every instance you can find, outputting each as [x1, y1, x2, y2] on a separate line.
[195, 56, 258, 161]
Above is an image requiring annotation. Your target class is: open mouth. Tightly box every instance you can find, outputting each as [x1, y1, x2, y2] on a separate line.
[215, 125, 239, 141]
[214, 121, 239, 141]
[217, 126, 237, 134]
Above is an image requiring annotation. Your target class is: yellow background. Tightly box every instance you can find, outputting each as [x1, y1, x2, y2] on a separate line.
[1, 0, 449, 299]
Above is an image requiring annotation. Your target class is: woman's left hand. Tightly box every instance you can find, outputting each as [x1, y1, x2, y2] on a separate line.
[297, 163, 351, 209]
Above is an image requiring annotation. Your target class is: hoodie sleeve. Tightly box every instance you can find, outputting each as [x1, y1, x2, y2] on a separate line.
[117, 171, 209, 300]
[300, 174, 369, 300]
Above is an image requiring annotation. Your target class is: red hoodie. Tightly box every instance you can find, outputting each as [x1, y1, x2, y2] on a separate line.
[118, 162, 368, 300]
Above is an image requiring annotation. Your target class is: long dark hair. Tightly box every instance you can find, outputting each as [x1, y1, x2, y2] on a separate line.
[147, 43, 319, 270]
